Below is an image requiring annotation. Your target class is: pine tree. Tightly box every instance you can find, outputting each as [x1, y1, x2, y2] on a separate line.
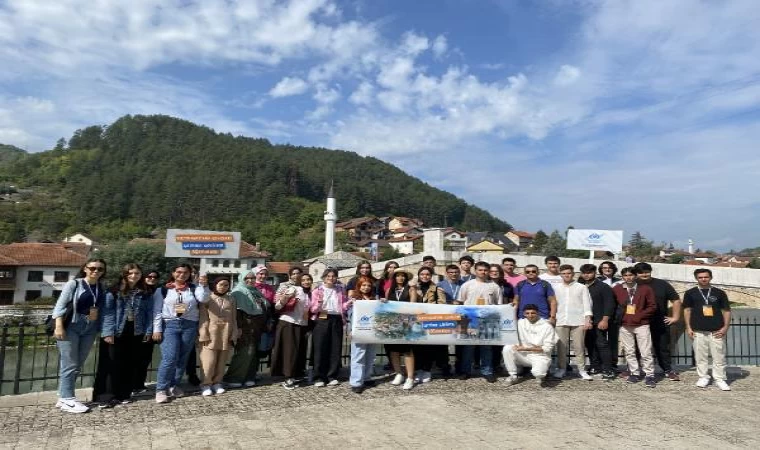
[530, 230, 548, 254]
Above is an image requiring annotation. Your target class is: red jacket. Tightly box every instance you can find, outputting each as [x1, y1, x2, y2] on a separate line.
[613, 283, 656, 326]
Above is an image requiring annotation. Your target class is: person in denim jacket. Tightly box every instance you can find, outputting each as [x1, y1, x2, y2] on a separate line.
[52, 258, 108, 414]
[94, 263, 154, 407]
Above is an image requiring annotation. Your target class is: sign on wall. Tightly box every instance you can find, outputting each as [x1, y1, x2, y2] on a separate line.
[165, 229, 241, 259]
[566, 229, 623, 253]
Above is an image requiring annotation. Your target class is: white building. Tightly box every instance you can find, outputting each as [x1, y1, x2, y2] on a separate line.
[0, 242, 90, 304]
[63, 233, 97, 246]
[201, 241, 270, 280]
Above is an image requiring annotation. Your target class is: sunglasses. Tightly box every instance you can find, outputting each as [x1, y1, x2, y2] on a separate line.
[525, 270, 537, 274]
[85, 267, 105, 272]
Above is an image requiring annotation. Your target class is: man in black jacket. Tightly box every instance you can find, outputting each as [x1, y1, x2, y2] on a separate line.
[580, 264, 617, 379]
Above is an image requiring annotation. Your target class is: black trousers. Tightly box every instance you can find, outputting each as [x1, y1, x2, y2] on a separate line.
[135, 339, 155, 389]
[415, 345, 449, 372]
[650, 321, 673, 373]
[93, 321, 143, 401]
[585, 326, 612, 372]
[312, 315, 343, 382]
[607, 321, 620, 369]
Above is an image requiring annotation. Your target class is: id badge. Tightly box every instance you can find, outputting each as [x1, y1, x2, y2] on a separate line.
[702, 305, 714, 317]
[174, 303, 187, 316]
[318, 311, 328, 320]
[88, 307, 99, 321]
[625, 304, 636, 315]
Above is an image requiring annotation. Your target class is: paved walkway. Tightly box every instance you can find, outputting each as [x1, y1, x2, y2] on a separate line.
[0, 367, 758, 449]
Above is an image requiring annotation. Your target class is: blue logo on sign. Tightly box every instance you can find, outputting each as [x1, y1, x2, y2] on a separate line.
[359, 315, 372, 323]
[502, 319, 514, 327]
[587, 233, 603, 241]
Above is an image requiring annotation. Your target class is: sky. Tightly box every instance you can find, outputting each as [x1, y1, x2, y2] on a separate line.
[1, 0, 760, 252]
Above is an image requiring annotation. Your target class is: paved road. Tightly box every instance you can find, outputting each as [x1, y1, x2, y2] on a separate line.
[0, 367, 758, 449]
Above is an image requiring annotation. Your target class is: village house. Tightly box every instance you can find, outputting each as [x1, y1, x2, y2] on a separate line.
[505, 230, 535, 251]
[335, 217, 388, 241]
[0, 242, 90, 304]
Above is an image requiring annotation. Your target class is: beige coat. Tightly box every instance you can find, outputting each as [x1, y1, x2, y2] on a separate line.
[199, 293, 238, 351]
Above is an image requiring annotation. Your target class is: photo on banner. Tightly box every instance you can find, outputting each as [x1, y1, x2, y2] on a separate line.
[351, 301, 517, 346]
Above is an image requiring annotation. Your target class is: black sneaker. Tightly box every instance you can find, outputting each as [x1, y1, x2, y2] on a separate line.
[351, 386, 365, 394]
[601, 371, 616, 380]
[485, 374, 497, 383]
[626, 375, 640, 384]
[363, 380, 377, 388]
[645, 376, 656, 388]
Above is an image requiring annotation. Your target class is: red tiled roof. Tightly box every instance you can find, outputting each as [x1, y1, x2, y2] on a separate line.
[0, 243, 90, 267]
[267, 261, 305, 274]
[510, 230, 535, 238]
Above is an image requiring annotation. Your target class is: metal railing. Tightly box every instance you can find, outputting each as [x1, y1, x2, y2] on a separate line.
[1, 317, 758, 396]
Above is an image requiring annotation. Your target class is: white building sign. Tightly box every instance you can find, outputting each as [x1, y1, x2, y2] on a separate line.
[165, 229, 241, 259]
[566, 229, 623, 253]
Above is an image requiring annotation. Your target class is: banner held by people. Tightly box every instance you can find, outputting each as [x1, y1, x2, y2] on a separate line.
[351, 300, 517, 346]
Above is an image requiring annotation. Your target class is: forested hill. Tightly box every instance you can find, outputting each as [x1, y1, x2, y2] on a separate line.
[0, 114, 511, 259]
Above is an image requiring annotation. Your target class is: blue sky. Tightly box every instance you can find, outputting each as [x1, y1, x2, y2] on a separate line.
[1, 0, 760, 251]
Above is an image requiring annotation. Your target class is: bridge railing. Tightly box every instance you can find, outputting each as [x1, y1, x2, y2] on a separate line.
[1, 317, 757, 396]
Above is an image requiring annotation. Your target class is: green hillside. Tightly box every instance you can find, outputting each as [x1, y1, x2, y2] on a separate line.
[0, 114, 511, 259]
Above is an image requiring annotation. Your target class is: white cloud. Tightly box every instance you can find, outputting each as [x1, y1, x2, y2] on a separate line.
[349, 81, 375, 106]
[553, 65, 580, 86]
[269, 77, 309, 97]
[432, 35, 448, 59]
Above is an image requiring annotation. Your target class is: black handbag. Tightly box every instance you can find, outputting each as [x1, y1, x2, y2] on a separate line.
[44, 302, 73, 336]
[44, 281, 78, 336]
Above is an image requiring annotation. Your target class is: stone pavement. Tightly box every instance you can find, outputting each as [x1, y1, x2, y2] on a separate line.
[0, 367, 758, 449]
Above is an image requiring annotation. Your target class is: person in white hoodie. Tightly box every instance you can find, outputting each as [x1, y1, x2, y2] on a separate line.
[502, 304, 557, 385]
[553, 264, 593, 380]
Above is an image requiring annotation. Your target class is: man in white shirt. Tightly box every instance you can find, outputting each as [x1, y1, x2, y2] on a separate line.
[539, 255, 563, 288]
[455, 261, 502, 382]
[553, 264, 593, 380]
[503, 304, 557, 386]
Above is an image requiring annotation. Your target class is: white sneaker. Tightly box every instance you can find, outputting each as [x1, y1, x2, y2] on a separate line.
[579, 371, 593, 381]
[314, 380, 326, 387]
[506, 375, 519, 385]
[201, 386, 213, 396]
[155, 391, 169, 404]
[58, 398, 89, 413]
[402, 378, 415, 390]
[552, 369, 566, 379]
[212, 384, 225, 394]
[695, 377, 710, 388]
[715, 380, 731, 391]
[419, 371, 432, 383]
[391, 374, 405, 386]
[327, 379, 340, 387]
[226, 382, 242, 388]
[244, 380, 256, 387]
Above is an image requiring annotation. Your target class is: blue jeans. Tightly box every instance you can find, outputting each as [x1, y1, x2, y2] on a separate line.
[156, 319, 198, 391]
[461, 345, 493, 376]
[350, 343, 377, 387]
[57, 314, 98, 399]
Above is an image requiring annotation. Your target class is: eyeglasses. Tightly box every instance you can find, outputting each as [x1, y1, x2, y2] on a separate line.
[85, 267, 105, 272]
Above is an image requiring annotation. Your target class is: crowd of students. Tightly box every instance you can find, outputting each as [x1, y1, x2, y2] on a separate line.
[50, 255, 732, 413]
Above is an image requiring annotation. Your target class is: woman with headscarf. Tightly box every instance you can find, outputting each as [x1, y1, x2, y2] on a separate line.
[223, 268, 270, 388]
[198, 277, 237, 396]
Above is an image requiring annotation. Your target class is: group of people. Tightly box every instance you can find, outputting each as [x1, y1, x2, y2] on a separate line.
[50, 254, 732, 413]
